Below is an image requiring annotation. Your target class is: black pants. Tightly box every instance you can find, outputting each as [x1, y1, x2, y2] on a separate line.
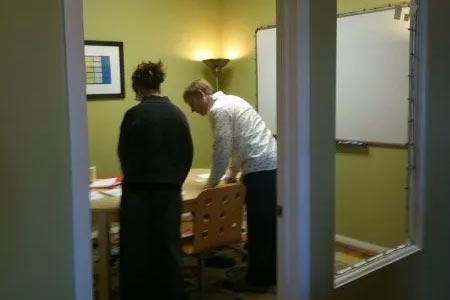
[119, 188, 183, 300]
[242, 169, 277, 286]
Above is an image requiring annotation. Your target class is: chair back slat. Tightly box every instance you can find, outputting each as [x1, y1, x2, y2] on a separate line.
[191, 183, 245, 253]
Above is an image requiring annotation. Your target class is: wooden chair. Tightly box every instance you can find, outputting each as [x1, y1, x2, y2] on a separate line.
[183, 183, 246, 298]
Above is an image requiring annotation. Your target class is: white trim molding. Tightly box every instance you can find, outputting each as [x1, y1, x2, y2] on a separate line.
[63, 0, 93, 299]
[276, 0, 337, 299]
[335, 234, 389, 254]
[335, 244, 422, 287]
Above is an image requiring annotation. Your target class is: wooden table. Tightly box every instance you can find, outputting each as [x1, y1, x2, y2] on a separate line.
[90, 169, 209, 300]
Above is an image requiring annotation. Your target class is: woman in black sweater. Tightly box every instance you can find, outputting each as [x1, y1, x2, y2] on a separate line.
[118, 61, 193, 300]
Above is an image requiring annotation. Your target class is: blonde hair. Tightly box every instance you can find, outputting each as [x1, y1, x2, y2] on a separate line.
[183, 79, 215, 100]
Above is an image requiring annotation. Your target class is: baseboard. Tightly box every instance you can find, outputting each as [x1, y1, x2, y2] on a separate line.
[335, 234, 388, 254]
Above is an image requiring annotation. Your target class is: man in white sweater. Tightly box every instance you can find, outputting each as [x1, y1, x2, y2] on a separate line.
[183, 79, 277, 292]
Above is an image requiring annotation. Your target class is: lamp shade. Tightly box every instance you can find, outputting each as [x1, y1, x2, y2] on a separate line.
[202, 58, 230, 70]
[202, 58, 230, 90]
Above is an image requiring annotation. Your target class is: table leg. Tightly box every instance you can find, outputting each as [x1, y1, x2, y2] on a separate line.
[96, 212, 112, 300]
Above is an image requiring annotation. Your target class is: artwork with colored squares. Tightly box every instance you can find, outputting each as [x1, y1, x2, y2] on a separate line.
[85, 56, 112, 85]
[84, 40, 125, 99]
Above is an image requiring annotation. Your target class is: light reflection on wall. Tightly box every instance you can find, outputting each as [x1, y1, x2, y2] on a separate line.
[224, 48, 241, 60]
[191, 46, 243, 61]
[194, 49, 214, 61]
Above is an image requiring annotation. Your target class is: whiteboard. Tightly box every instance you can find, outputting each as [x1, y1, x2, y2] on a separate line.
[256, 27, 277, 134]
[256, 9, 410, 144]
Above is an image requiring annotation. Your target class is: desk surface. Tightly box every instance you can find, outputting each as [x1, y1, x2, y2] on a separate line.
[90, 168, 209, 213]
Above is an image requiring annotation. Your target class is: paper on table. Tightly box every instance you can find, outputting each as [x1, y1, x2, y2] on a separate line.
[195, 173, 226, 182]
[89, 178, 118, 188]
[195, 173, 209, 183]
[196, 173, 210, 179]
[90, 191, 106, 201]
[100, 188, 122, 197]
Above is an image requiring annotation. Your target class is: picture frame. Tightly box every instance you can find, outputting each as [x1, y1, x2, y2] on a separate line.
[84, 40, 125, 99]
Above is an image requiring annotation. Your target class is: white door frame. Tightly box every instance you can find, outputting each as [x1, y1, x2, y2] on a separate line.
[276, 0, 336, 299]
[64, 0, 337, 299]
[63, 0, 93, 299]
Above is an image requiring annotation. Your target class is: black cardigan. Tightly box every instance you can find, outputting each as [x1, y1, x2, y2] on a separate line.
[118, 96, 193, 190]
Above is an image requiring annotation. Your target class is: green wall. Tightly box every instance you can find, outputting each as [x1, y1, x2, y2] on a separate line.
[336, 147, 407, 247]
[338, 0, 407, 12]
[83, 0, 222, 177]
[219, 0, 409, 247]
[85, 0, 409, 247]
[220, 0, 276, 106]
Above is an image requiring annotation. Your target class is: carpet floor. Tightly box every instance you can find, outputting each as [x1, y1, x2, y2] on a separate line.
[92, 226, 375, 300]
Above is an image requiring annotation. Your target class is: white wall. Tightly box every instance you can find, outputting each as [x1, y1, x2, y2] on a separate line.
[0, 1, 91, 299]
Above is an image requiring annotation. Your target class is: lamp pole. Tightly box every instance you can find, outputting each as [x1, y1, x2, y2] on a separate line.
[202, 58, 230, 91]
[213, 67, 220, 90]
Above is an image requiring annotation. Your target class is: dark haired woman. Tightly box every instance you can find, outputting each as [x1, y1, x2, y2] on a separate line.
[118, 60, 193, 300]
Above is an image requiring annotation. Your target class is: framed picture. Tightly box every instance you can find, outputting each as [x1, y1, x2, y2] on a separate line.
[84, 40, 125, 99]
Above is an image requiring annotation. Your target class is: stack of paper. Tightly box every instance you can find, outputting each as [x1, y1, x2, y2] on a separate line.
[89, 178, 119, 188]
[100, 188, 122, 197]
[90, 191, 106, 201]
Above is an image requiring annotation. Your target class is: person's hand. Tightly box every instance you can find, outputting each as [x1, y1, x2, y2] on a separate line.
[225, 176, 237, 183]
[203, 181, 218, 190]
